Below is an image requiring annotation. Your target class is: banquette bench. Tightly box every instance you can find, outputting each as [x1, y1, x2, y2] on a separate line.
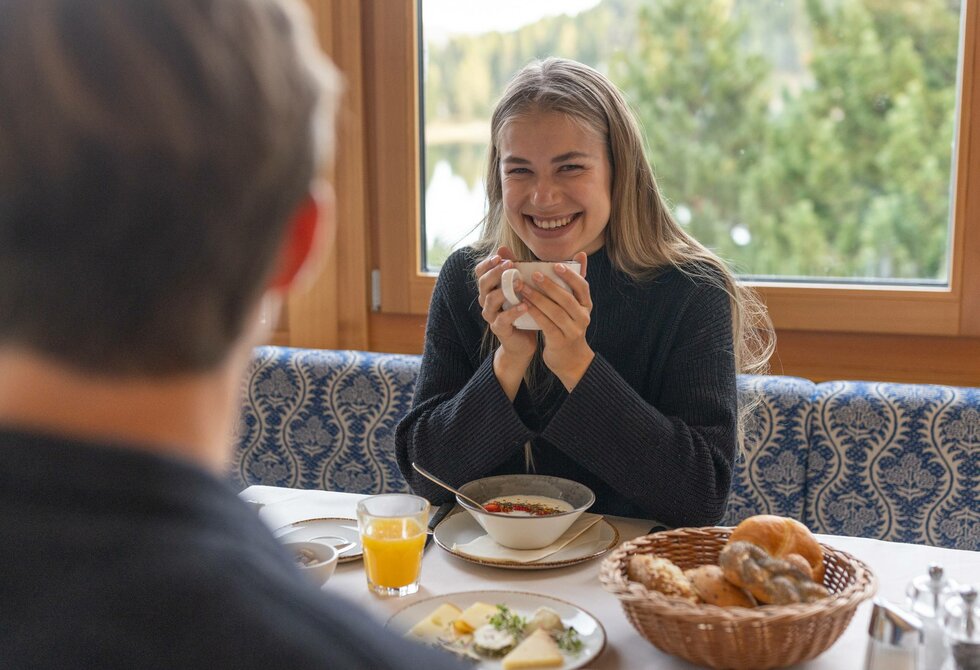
[230, 347, 979, 551]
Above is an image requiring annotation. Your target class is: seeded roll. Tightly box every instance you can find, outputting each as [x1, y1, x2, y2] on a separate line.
[684, 565, 757, 607]
[719, 541, 829, 605]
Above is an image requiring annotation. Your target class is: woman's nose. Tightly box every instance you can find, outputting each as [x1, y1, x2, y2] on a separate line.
[531, 177, 560, 208]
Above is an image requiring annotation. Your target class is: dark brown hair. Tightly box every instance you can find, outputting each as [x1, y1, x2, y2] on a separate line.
[0, 0, 340, 374]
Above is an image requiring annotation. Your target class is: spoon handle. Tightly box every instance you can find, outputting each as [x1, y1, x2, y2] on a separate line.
[411, 462, 485, 511]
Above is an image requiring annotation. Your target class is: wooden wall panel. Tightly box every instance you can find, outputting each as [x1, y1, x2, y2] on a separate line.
[368, 312, 428, 354]
[771, 331, 980, 386]
[369, 312, 980, 386]
[278, 0, 370, 350]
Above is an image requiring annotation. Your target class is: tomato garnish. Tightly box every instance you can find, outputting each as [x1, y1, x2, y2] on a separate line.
[482, 498, 564, 516]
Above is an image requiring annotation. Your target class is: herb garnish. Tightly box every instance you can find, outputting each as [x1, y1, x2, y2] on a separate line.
[556, 626, 584, 654]
[488, 605, 527, 639]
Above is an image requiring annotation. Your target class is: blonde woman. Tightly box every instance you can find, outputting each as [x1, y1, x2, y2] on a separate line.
[396, 58, 773, 526]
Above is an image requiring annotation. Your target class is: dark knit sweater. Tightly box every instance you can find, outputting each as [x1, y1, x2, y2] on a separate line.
[395, 245, 738, 525]
[0, 428, 464, 670]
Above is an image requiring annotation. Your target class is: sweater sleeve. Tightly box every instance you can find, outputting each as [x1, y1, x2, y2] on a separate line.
[395, 258, 535, 504]
[539, 282, 738, 526]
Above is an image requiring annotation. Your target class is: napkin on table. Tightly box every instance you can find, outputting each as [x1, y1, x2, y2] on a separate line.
[239, 485, 368, 532]
[452, 513, 604, 563]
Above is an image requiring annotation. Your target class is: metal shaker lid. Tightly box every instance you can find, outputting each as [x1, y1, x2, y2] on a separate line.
[908, 563, 959, 619]
[868, 597, 923, 650]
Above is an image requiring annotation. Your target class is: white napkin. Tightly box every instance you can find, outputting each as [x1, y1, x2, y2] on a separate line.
[452, 513, 603, 563]
[238, 486, 368, 532]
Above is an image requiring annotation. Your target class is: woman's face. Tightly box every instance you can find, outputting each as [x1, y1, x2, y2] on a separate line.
[497, 111, 612, 261]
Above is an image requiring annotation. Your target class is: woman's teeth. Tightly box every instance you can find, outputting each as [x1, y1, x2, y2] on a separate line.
[531, 214, 575, 230]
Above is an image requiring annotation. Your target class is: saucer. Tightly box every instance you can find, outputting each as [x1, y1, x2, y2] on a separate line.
[433, 510, 619, 570]
[273, 517, 363, 563]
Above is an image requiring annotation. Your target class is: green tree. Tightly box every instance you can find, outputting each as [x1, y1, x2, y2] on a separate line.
[741, 0, 959, 279]
[422, 0, 961, 280]
[613, 0, 772, 267]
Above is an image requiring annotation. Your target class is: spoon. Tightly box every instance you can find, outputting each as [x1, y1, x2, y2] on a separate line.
[411, 462, 487, 511]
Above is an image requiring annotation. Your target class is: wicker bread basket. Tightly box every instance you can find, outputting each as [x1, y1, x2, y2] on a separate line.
[599, 526, 877, 670]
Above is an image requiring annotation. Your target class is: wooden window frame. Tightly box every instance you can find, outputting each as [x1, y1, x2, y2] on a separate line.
[364, 0, 980, 340]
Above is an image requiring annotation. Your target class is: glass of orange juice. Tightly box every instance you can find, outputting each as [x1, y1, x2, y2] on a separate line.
[356, 494, 429, 597]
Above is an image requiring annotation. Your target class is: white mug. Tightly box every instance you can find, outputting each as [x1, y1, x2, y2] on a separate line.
[500, 260, 582, 330]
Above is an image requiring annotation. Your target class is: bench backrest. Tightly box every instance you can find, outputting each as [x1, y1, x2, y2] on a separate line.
[231, 346, 979, 550]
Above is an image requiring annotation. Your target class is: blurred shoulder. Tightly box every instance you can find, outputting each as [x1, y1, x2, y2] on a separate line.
[645, 261, 730, 300]
[432, 246, 482, 298]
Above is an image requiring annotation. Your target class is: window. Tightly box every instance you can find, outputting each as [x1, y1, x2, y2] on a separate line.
[421, 0, 961, 287]
[365, 0, 980, 338]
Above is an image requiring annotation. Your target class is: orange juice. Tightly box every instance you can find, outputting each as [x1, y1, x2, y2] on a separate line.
[361, 517, 425, 588]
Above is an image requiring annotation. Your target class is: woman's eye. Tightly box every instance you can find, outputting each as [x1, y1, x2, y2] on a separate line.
[506, 167, 530, 175]
[559, 164, 585, 172]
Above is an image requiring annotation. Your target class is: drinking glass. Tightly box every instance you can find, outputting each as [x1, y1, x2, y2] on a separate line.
[357, 494, 429, 597]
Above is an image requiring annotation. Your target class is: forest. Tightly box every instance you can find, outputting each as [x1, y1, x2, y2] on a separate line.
[422, 0, 962, 282]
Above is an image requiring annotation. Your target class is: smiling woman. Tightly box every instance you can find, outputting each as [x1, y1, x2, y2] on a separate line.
[395, 58, 775, 527]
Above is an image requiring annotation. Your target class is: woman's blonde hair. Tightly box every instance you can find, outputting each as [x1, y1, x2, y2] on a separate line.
[475, 57, 775, 451]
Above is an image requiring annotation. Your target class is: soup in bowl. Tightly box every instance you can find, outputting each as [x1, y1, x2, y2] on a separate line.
[456, 474, 595, 549]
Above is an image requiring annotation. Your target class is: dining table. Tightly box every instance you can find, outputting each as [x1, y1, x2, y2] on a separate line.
[241, 485, 980, 669]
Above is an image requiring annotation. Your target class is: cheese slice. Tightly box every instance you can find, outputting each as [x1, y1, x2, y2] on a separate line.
[502, 628, 564, 669]
[407, 602, 462, 640]
[453, 601, 499, 634]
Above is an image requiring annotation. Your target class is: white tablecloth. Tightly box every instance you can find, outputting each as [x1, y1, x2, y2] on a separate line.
[241, 486, 980, 669]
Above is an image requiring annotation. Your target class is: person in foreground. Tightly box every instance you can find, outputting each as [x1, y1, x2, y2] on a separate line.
[0, 1, 462, 668]
[397, 58, 775, 526]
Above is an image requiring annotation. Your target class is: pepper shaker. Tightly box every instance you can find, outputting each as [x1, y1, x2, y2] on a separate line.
[943, 586, 980, 670]
[865, 597, 923, 670]
[908, 563, 959, 670]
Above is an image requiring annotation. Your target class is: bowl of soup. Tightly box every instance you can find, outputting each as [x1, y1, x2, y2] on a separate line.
[456, 474, 595, 549]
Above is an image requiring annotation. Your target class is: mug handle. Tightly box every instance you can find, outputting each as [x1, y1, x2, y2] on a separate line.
[501, 267, 522, 305]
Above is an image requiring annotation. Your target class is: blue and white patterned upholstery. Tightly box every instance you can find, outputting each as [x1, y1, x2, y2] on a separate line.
[807, 381, 980, 550]
[230, 347, 415, 494]
[722, 375, 815, 527]
[229, 347, 980, 550]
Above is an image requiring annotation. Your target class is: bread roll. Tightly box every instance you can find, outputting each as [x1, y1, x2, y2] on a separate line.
[728, 515, 825, 583]
[783, 552, 814, 580]
[719, 541, 829, 605]
[626, 554, 698, 602]
[684, 565, 756, 607]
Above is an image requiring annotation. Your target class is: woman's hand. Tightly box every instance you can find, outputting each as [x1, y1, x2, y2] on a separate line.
[475, 246, 536, 400]
[518, 251, 594, 391]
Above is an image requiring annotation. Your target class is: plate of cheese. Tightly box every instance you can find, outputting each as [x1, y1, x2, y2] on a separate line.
[386, 590, 605, 669]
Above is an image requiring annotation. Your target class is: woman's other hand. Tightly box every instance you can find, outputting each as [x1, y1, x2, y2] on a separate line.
[519, 251, 594, 391]
[475, 246, 536, 400]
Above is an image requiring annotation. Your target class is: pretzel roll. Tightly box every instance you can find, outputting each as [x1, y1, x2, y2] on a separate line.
[719, 541, 829, 605]
[728, 515, 825, 583]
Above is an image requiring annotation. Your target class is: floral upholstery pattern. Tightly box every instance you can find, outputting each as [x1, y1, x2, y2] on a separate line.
[230, 347, 415, 494]
[807, 381, 980, 550]
[229, 347, 979, 550]
[722, 375, 814, 527]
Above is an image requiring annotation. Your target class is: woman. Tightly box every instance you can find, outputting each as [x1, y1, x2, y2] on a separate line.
[396, 58, 773, 525]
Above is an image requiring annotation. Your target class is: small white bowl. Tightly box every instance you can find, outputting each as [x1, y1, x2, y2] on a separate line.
[456, 474, 595, 549]
[283, 540, 342, 587]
